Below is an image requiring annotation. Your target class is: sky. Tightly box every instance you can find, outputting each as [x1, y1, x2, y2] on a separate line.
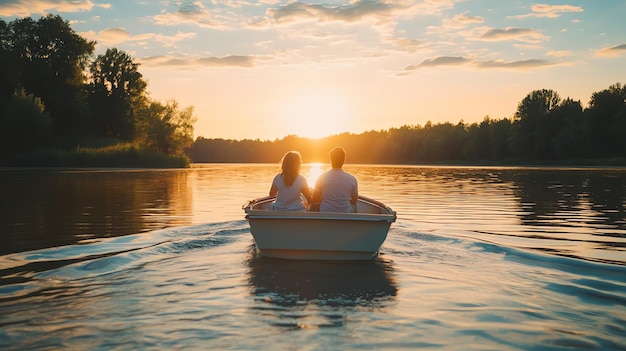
[1, 1, 625, 140]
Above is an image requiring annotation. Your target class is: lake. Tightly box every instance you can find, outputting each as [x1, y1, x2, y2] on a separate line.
[1, 164, 625, 350]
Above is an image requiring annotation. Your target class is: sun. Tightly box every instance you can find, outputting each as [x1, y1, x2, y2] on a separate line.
[280, 88, 354, 139]
[303, 162, 324, 187]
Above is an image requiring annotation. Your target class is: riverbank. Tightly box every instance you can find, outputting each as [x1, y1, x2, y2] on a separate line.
[406, 157, 626, 168]
[2, 150, 624, 169]
[1, 145, 190, 168]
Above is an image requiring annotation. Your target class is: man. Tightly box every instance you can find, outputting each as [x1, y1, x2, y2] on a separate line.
[312, 147, 358, 212]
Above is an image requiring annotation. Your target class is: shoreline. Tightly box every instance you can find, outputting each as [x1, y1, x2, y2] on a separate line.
[2, 160, 626, 171]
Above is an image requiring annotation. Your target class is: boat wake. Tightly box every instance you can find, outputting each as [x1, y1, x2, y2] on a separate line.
[0, 220, 250, 301]
[1, 220, 625, 351]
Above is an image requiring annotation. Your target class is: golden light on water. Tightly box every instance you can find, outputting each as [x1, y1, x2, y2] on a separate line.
[304, 163, 325, 187]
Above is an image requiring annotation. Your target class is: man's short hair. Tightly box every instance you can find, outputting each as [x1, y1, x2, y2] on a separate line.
[330, 147, 346, 168]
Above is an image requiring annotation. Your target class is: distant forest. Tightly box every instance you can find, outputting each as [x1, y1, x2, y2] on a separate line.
[1, 15, 195, 167]
[188, 84, 626, 165]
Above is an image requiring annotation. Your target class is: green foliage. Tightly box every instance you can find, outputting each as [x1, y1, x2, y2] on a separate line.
[136, 100, 196, 155]
[510, 89, 561, 159]
[87, 48, 148, 139]
[0, 15, 195, 168]
[5, 144, 190, 168]
[0, 88, 52, 157]
[586, 83, 626, 157]
[2, 15, 95, 140]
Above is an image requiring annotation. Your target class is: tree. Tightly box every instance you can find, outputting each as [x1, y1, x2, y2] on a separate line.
[552, 98, 584, 158]
[510, 89, 561, 159]
[87, 48, 147, 140]
[585, 83, 626, 156]
[8, 15, 95, 141]
[0, 88, 51, 157]
[136, 100, 196, 155]
[0, 19, 20, 101]
[588, 83, 626, 118]
[465, 117, 493, 160]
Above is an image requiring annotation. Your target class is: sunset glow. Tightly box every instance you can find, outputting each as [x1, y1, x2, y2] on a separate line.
[280, 89, 354, 139]
[2, 1, 624, 141]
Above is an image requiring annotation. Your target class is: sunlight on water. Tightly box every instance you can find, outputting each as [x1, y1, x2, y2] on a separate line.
[303, 162, 324, 187]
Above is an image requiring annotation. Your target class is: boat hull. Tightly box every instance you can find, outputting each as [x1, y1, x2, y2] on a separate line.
[244, 196, 396, 260]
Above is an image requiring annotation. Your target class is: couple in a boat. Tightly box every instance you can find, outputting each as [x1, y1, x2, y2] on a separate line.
[269, 147, 358, 213]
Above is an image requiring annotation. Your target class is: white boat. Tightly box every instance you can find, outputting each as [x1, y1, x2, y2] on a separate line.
[243, 195, 396, 260]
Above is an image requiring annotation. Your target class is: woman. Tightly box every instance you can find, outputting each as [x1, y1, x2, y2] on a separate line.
[269, 151, 312, 211]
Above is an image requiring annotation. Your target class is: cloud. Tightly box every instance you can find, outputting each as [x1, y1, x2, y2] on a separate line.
[404, 56, 469, 70]
[596, 44, 626, 57]
[508, 3, 583, 19]
[476, 59, 555, 69]
[155, 31, 196, 47]
[0, 0, 110, 17]
[140, 55, 256, 68]
[262, 0, 452, 27]
[81, 28, 196, 48]
[152, 1, 225, 28]
[96, 27, 131, 45]
[477, 27, 548, 44]
[389, 37, 423, 53]
[265, 1, 398, 25]
[442, 11, 484, 28]
[403, 56, 557, 72]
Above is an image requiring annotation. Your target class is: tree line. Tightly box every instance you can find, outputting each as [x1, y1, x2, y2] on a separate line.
[0, 15, 195, 165]
[188, 84, 626, 165]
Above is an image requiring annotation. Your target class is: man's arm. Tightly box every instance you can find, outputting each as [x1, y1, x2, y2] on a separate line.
[350, 179, 358, 205]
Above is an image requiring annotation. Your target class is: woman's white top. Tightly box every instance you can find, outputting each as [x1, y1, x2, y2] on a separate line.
[271, 174, 308, 211]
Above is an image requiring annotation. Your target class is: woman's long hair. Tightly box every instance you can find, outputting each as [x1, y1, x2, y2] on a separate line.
[280, 151, 302, 187]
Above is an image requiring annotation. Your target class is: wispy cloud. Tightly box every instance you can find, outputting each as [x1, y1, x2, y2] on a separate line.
[476, 59, 555, 69]
[265, 1, 399, 25]
[508, 3, 583, 20]
[81, 28, 195, 48]
[261, 0, 461, 27]
[140, 54, 256, 68]
[150, 0, 349, 29]
[596, 44, 626, 58]
[403, 56, 557, 73]
[83, 27, 131, 46]
[442, 12, 484, 28]
[477, 27, 548, 44]
[152, 1, 228, 28]
[0, 0, 110, 17]
[389, 37, 423, 53]
[404, 56, 469, 70]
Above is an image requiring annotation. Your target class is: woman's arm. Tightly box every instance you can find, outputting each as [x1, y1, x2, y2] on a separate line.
[301, 180, 313, 204]
[269, 184, 278, 196]
[269, 176, 278, 196]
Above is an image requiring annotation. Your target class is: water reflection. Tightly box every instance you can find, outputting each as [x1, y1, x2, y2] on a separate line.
[0, 170, 193, 255]
[246, 255, 397, 328]
[355, 165, 626, 232]
[501, 169, 626, 232]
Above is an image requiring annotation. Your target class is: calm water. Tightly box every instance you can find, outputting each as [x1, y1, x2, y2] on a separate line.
[1, 164, 625, 350]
